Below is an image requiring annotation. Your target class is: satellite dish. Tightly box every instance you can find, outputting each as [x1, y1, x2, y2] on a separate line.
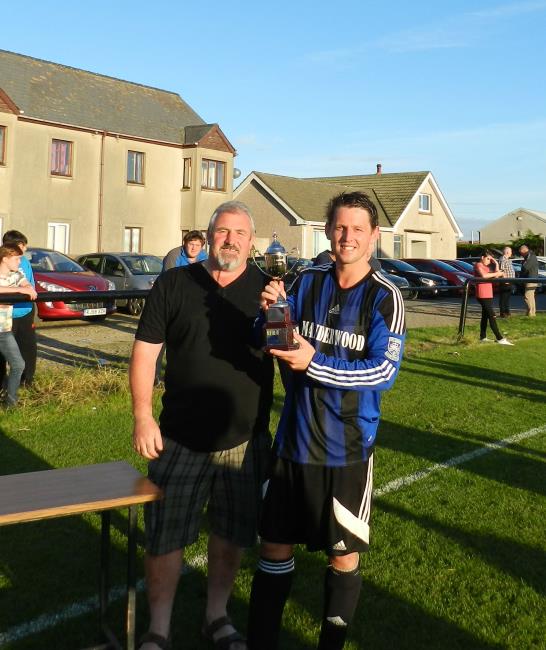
[233, 168, 241, 179]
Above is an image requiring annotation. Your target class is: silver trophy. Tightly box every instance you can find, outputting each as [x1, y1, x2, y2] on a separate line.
[253, 233, 300, 350]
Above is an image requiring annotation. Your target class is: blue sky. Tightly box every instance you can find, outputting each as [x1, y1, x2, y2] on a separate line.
[4, 0, 546, 239]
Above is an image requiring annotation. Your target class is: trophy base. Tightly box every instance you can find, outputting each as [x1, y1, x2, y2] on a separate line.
[264, 322, 299, 351]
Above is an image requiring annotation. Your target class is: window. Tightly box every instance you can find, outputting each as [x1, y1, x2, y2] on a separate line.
[393, 235, 402, 259]
[47, 222, 70, 253]
[201, 159, 225, 191]
[103, 256, 125, 277]
[127, 151, 145, 184]
[81, 256, 102, 273]
[183, 158, 192, 189]
[418, 193, 431, 212]
[0, 126, 6, 164]
[124, 226, 142, 253]
[51, 139, 73, 176]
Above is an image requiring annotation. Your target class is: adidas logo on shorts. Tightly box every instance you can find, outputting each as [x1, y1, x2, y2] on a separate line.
[332, 539, 347, 551]
[329, 304, 340, 315]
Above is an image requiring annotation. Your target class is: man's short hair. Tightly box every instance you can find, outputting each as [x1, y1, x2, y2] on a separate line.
[183, 230, 205, 246]
[207, 201, 255, 240]
[0, 242, 23, 262]
[325, 192, 379, 229]
[2, 230, 28, 246]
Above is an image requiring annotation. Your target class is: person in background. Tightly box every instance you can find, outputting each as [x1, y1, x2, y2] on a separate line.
[518, 244, 539, 317]
[162, 230, 207, 271]
[0, 230, 37, 387]
[474, 250, 513, 345]
[497, 246, 515, 318]
[155, 230, 209, 382]
[0, 243, 37, 407]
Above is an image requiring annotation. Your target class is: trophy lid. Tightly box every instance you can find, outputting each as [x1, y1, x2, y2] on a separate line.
[265, 232, 286, 255]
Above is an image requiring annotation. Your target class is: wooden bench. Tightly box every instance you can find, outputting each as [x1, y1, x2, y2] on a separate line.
[0, 460, 162, 650]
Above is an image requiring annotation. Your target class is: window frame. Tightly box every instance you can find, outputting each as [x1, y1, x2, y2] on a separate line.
[201, 158, 226, 191]
[127, 150, 145, 185]
[50, 139, 73, 177]
[47, 222, 71, 253]
[183, 157, 192, 189]
[124, 226, 142, 253]
[418, 193, 431, 213]
[393, 234, 403, 259]
[0, 125, 6, 165]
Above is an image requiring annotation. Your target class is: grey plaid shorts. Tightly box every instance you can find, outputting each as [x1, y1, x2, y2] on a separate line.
[145, 432, 271, 555]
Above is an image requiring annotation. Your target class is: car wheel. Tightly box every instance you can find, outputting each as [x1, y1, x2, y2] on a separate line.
[408, 289, 419, 301]
[127, 298, 145, 316]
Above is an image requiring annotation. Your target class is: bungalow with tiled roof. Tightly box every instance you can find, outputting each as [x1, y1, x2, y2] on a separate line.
[0, 49, 235, 255]
[234, 166, 461, 259]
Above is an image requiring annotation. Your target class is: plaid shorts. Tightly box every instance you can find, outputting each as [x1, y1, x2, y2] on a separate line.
[145, 432, 271, 555]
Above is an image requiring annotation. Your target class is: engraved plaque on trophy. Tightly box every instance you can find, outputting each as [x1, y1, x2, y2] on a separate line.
[253, 233, 299, 351]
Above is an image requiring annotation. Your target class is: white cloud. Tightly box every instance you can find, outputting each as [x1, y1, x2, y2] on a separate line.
[469, 1, 546, 19]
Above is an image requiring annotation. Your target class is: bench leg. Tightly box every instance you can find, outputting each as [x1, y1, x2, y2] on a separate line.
[126, 505, 137, 650]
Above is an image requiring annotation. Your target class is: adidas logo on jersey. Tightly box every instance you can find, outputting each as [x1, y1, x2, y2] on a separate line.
[328, 304, 340, 315]
[332, 539, 347, 551]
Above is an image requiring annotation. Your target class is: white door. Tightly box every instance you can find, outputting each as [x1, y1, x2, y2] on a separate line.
[47, 222, 70, 253]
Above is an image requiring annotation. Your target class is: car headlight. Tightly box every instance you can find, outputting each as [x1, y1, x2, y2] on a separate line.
[106, 280, 116, 290]
[37, 281, 70, 292]
[420, 278, 435, 286]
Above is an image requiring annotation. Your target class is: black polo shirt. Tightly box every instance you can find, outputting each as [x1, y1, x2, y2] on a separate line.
[135, 262, 273, 451]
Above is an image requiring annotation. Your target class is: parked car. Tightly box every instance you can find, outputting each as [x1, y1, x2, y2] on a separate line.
[77, 253, 162, 315]
[26, 247, 116, 321]
[377, 258, 449, 299]
[377, 270, 411, 296]
[403, 258, 473, 295]
[442, 259, 474, 274]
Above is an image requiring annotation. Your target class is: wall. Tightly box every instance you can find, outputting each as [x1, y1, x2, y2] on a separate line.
[0, 117, 233, 256]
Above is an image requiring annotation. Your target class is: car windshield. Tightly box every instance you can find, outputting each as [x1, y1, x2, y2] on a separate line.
[446, 259, 473, 272]
[27, 249, 85, 273]
[426, 260, 461, 272]
[120, 255, 162, 274]
[380, 259, 418, 272]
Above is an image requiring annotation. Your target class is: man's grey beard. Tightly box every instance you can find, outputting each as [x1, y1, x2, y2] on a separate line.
[217, 247, 243, 271]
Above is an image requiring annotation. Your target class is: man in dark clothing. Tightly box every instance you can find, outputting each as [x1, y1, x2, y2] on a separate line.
[519, 244, 539, 317]
[130, 201, 273, 650]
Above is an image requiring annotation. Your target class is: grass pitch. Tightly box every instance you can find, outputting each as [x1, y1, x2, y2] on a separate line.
[0, 315, 545, 649]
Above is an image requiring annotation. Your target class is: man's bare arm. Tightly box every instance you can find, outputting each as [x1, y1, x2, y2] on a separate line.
[129, 340, 164, 459]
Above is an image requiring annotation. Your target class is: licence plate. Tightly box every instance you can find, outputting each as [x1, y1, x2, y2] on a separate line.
[83, 308, 107, 316]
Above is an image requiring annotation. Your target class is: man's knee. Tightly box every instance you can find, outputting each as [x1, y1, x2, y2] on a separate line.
[260, 541, 294, 561]
[329, 552, 359, 572]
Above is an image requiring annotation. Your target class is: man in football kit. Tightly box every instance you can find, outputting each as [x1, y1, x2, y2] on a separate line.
[130, 201, 273, 650]
[247, 191, 406, 650]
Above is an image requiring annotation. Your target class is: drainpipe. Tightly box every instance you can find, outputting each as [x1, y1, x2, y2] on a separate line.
[97, 130, 106, 251]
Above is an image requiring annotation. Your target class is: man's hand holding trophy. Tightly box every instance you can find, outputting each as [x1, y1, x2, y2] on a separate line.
[253, 233, 300, 351]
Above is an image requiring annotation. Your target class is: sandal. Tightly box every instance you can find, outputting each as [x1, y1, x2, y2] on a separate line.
[202, 615, 247, 649]
[138, 631, 172, 650]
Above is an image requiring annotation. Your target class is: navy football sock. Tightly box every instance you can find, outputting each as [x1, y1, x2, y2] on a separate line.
[247, 556, 294, 650]
[317, 562, 362, 650]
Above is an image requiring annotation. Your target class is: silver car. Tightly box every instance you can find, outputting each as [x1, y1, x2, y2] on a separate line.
[77, 252, 162, 315]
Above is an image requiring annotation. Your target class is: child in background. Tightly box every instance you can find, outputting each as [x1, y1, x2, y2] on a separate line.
[0, 243, 37, 406]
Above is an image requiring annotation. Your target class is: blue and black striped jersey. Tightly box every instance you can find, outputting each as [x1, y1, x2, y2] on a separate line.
[275, 264, 406, 467]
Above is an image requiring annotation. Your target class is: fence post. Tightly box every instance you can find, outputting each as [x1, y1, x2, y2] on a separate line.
[457, 280, 471, 341]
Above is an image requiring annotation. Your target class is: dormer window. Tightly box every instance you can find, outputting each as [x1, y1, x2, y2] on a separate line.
[419, 193, 431, 213]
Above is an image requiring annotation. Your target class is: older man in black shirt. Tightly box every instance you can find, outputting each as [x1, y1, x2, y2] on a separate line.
[130, 201, 273, 650]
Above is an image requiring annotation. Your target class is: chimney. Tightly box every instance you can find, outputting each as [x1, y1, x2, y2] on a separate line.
[376, 163, 382, 175]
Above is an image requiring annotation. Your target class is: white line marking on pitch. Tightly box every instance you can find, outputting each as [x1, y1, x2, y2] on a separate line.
[2, 424, 544, 644]
[374, 424, 546, 497]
